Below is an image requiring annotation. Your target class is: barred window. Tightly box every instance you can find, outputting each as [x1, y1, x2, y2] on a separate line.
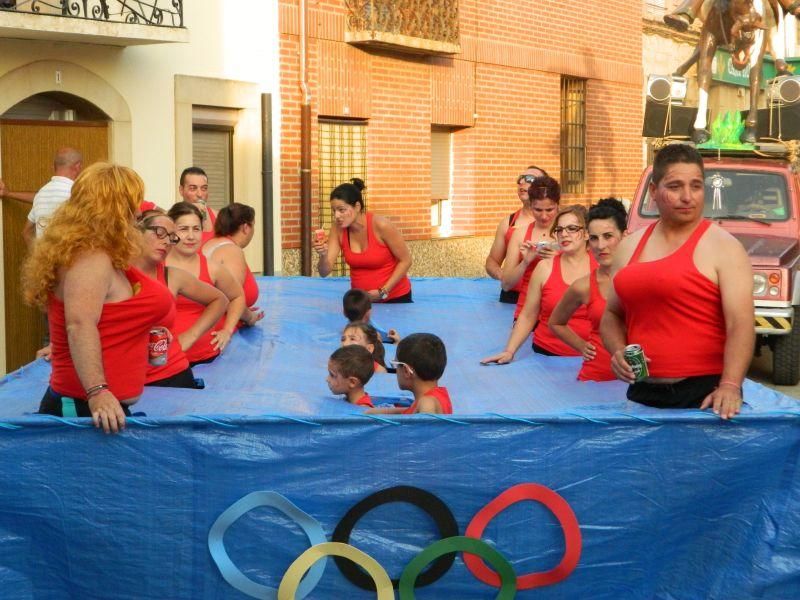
[318, 119, 368, 276]
[560, 77, 586, 194]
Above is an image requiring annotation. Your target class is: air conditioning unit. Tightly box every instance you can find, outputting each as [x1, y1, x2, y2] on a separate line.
[646, 75, 687, 105]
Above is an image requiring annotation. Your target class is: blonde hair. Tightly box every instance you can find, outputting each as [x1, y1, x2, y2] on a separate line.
[550, 204, 588, 236]
[22, 162, 145, 308]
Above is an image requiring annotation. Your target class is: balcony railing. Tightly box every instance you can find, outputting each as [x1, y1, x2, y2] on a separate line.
[344, 0, 460, 56]
[0, 0, 183, 28]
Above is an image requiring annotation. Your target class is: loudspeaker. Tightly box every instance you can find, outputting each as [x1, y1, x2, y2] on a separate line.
[643, 100, 699, 138]
[746, 105, 800, 140]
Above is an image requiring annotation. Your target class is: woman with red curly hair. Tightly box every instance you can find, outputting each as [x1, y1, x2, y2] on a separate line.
[23, 163, 173, 433]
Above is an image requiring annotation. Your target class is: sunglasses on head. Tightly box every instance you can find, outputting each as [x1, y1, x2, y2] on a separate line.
[518, 174, 539, 184]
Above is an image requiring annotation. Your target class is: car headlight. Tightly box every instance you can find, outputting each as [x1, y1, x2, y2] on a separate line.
[753, 273, 767, 296]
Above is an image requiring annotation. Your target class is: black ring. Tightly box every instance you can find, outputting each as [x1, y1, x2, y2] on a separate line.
[331, 485, 459, 590]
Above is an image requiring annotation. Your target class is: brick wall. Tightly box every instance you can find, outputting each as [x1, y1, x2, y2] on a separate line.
[279, 0, 644, 258]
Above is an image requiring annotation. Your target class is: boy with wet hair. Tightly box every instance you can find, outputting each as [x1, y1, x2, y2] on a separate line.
[342, 288, 400, 343]
[368, 333, 452, 415]
[327, 345, 375, 408]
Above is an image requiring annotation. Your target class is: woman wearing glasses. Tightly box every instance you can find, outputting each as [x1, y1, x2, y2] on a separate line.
[23, 164, 172, 433]
[500, 175, 561, 319]
[485, 166, 549, 303]
[166, 202, 251, 366]
[134, 210, 228, 387]
[549, 199, 628, 381]
[481, 205, 595, 364]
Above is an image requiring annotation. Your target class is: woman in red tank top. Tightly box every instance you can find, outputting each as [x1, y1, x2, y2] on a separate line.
[501, 176, 561, 319]
[481, 205, 594, 364]
[134, 211, 228, 386]
[314, 178, 412, 303]
[23, 163, 170, 433]
[485, 166, 548, 303]
[167, 203, 251, 365]
[549, 199, 628, 381]
[202, 203, 263, 322]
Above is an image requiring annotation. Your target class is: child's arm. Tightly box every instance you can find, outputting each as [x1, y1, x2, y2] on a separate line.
[414, 396, 441, 414]
[387, 329, 401, 344]
[365, 406, 407, 414]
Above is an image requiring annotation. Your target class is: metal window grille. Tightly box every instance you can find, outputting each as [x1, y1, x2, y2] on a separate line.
[560, 77, 586, 195]
[318, 119, 368, 276]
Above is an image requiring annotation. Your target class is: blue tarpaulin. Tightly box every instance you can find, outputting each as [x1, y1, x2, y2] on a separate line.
[0, 277, 798, 598]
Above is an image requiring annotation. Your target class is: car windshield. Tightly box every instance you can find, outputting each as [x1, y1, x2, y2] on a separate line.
[639, 169, 791, 221]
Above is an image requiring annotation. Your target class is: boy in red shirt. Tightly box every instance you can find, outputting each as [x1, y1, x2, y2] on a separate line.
[369, 333, 453, 415]
[327, 345, 375, 408]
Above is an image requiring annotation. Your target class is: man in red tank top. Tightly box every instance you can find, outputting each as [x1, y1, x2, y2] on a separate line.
[601, 144, 754, 419]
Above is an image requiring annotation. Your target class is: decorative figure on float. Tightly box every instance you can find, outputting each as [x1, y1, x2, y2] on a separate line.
[664, 1, 785, 145]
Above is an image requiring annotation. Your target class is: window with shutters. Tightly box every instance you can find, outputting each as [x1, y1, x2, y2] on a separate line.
[560, 77, 586, 195]
[431, 126, 453, 236]
[192, 127, 233, 212]
[318, 119, 368, 276]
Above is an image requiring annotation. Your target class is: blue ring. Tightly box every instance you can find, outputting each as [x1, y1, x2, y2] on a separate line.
[208, 491, 327, 599]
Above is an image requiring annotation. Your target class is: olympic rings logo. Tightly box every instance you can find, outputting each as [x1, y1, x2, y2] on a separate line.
[208, 483, 582, 599]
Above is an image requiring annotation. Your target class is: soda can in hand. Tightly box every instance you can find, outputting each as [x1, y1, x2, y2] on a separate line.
[314, 228, 326, 243]
[624, 344, 649, 381]
[148, 328, 169, 366]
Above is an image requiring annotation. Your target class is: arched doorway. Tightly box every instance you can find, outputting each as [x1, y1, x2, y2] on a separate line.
[1, 92, 109, 373]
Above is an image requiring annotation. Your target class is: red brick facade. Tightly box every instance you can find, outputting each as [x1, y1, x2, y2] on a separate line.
[279, 0, 643, 250]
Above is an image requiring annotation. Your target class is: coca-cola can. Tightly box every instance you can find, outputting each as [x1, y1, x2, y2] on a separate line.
[148, 327, 169, 366]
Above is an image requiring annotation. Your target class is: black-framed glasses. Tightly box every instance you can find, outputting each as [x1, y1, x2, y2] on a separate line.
[553, 225, 584, 236]
[145, 226, 180, 244]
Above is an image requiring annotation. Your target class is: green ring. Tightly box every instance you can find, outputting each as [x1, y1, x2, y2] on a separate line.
[398, 536, 517, 600]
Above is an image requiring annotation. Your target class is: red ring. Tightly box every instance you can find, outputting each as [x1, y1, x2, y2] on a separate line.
[464, 483, 581, 590]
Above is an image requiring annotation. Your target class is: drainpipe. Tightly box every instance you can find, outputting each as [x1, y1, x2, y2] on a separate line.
[261, 93, 274, 276]
[300, 0, 312, 275]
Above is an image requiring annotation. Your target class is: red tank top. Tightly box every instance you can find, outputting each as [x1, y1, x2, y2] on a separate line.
[403, 386, 453, 414]
[503, 209, 521, 247]
[48, 267, 173, 401]
[577, 269, 614, 381]
[535, 254, 594, 356]
[145, 264, 191, 383]
[510, 222, 541, 313]
[243, 266, 259, 308]
[613, 220, 724, 377]
[201, 206, 217, 245]
[173, 254, 220, 364]
[341, 212, 411, 301]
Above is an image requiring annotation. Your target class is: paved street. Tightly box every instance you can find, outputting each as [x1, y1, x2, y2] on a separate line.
[748, 348, 800, 401]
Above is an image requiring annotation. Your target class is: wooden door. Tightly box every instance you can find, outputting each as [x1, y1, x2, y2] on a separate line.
[1, 120, 108, 373]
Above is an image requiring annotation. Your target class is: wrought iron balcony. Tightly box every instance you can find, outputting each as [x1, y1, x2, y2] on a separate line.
[0, 0, 187, 45]
[344, 0, 460, 56]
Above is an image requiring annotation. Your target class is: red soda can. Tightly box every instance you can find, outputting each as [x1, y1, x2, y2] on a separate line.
[148, 327, 169, 366]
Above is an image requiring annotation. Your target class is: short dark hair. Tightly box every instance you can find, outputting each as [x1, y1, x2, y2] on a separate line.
[396, 333, 446, 381]
[330, 345, 375, 386]
[330, 178, 366, 212]
[214, 203, 256, 237]
[588, 198, 627, 232]
[343, 289, 371, 322]
[179, 166, 207, 187]
[529, 175, 561, 203]
[167, 201, 204, 225]
[651, 143, 704, 185]
[343, 322, 386, 368]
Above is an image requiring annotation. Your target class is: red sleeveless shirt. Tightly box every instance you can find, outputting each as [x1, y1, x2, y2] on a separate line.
[403, 386, 453, 414]
[535, 254, 594, 356]
[145, 264, 191, 383]
[613, 220, 725, 377]
[341, 212, 411, 301]
[49, 267, 173, 401]
[201, 206, 217, 245]
[173, 254, 220, 364]
[577, 269, 614, 381]
[512, 222, 541, 317]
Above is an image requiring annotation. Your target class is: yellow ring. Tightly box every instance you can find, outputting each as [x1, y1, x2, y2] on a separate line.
[278, 542, 394, 600]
